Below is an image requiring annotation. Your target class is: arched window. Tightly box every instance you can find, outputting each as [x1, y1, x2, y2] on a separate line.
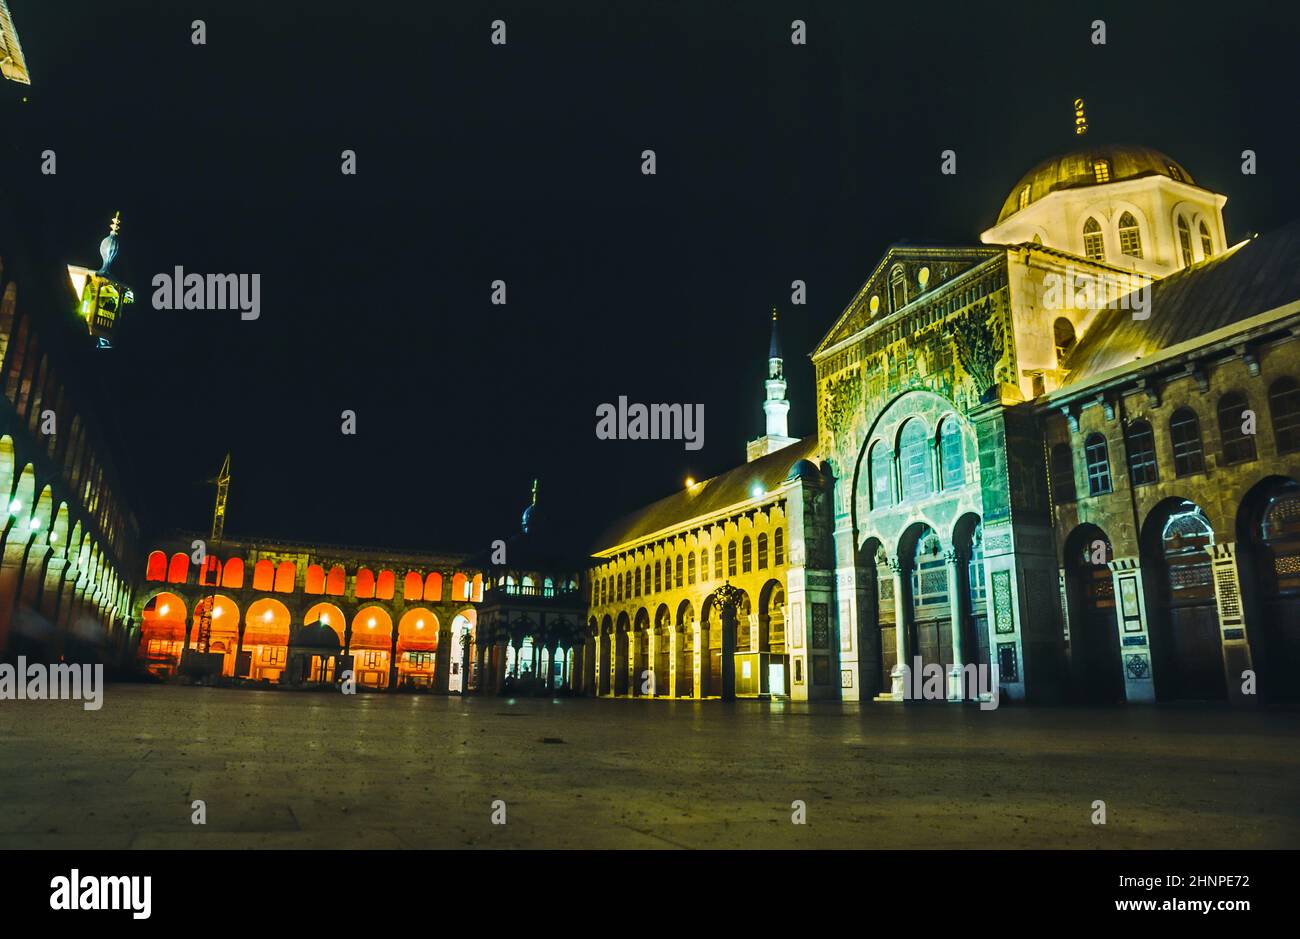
[1269, 377, 1300, 454]
[274, 561, 296, 593]
[939, 417, 964, 490]
[757, 533, 769, 569]
[403, 571, 423, 600]
[654, 560, 662, 592]
[688, 552, 697, 584]
[1092, 159, 1111, 183]
[375, 570, 395, 600]
[1177, 214, 1193, 267]
[727, 541, 737, 577]
[355, 567, 375, 599]
[869, 441, 892, 509]
[742, 536, 753, 573]
[1018, 185, 1030, 211]
[1050, 443, 1076, 504]
[222, 557, 245, 589]
[600, 579, 607, 605]
[1053, 317, 1076, 361]
[644, 564, 651, 593]
[714, 544, 723, 579]
[1126, 420, 1158, 485]
[253, 559, 275, 591]
[167, 552, 190, 584]
[675, 555, 683, 587]
[198, 556, 221, 586]
[634, 567, 641, 596]
[774, 528, 784, 565]
[1218, 391, 1257, 464]
[1169, 408, 1204, 476]
[423, 571, 442, 601]
[305, 565, 326, 594]
[1084, 433, 1112, 496]
[1117, 211, 1143, 258]
[1199, 221, 1213, 259]
[1083, 217, 1104, 261]
[146, 550, 167, 582]
[890, 266, 907, 312]
[615, 572, 623, 602]
[700, 549, 709, 581]
[898, 420, 933, 500]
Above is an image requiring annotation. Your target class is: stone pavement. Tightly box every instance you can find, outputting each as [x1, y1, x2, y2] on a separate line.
[1, 685, 1296, 849]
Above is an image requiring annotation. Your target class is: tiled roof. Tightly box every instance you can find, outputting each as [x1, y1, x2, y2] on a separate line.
[591, 437, 820, 553]
[1060, 219, 1300, 387]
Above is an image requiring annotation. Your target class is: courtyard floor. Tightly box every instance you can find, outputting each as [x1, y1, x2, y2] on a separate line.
[1, 684, 1296, 849]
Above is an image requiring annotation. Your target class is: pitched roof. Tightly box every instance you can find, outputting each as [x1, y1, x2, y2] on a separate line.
[1060, 219, 1300, 387]
[591, 437, 820, 553]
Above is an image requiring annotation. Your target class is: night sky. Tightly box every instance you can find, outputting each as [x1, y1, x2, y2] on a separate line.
[4, 0, 1298, 554]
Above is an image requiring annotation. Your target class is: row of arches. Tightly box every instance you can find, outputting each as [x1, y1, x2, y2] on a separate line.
[585, 580, 787, 698]
[1053, 379, 1300, 501]
[1, 286, 135, 565]
[144, 551, 484, 603]
[1075, 205, 1216, 267]
[1063, 478, 1300, 702]
[594, 529, 785, 606]
[138, 589, 478, 690]
[1, 433, 133, 663]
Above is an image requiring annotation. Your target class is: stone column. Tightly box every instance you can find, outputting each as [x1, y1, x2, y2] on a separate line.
[647, 627, 658, 696]
[1106, 556, 1156, 704]
[388, 620, 400, 691]
[944, 549, 965, 702]
[691, 619, 703, 699]
[626, 630, 638, 697]
[888, 559, 907, 699]
[434, 628, 452, 694]
[1206, 542, 1254, 707]
[715, 583, 742, 701]
[668, 626, 678, 697]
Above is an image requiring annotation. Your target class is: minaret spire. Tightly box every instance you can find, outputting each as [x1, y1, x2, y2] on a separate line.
[1073, 97, 1088, 136]
[746, 308, 796, 462]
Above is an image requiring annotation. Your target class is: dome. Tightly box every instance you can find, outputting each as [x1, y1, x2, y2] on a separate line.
[785, 458, 821, 484]
[996, 144, 1194, 225]
[296, 623, 341, 649]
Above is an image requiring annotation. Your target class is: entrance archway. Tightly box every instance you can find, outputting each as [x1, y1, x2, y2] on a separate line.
[139, 592, 187, 676]
[1062, 524, 1122, 703]
[244, 598, 291, 682]
[675, 600, 694, 697]
[1142, 499, 1225, 700]
[900, 524, 953, 695]
[1238, 476, 1300, 701]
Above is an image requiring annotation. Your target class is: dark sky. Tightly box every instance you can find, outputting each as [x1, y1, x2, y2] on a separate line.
[5, 0, 1299, 554]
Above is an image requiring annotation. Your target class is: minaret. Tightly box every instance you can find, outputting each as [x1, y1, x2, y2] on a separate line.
[66, 211, 134, 349]
[746, 309, 797, 462]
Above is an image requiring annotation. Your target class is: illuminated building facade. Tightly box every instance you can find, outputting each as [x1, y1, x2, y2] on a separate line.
[137, 536, 484, 690]
[589, 124, 1300, 706]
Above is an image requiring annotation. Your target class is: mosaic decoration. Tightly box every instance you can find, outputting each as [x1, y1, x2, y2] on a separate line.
[996, 642, 1019, 682]
[1125, 653, 1151, 680]
[992, 569, 1015, 634]
[811, 603, 830, 649]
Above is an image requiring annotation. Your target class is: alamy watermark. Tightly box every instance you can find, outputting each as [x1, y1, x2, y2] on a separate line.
[596, 396, 704, 451]
[151, 267, 261, 320]
[0, 657, 104, 710]
[897, 656, 1000, 710]
[1042, 266, 1150, 320]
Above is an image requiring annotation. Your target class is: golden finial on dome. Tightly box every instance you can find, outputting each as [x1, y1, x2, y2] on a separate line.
[1074, 98, 1088, 136]
[109, 211, 121, 235]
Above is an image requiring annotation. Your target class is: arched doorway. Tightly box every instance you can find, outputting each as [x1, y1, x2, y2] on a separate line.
[244, 598, 291, 681]
[654, 606, 671, 696]
[1142, 499, 1225, 700]
[614, 613, 630, 696]
[396, 608, 438, 689]
[675, 601, 694, 697]
[191, 594, 242, 677]
[1238, 476, 1300, 701]
[449, 612, 476, 693]
[598, 617, 613, 695]
[632, 608, 650, 695]
[350, 606, 394, 689]
[900, 524, 953, 695]
[138, 592, 187, 677]
[952, 515, 989, 698]
[1062, 524, 1122, 703]
[759, 580, 787, 695]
